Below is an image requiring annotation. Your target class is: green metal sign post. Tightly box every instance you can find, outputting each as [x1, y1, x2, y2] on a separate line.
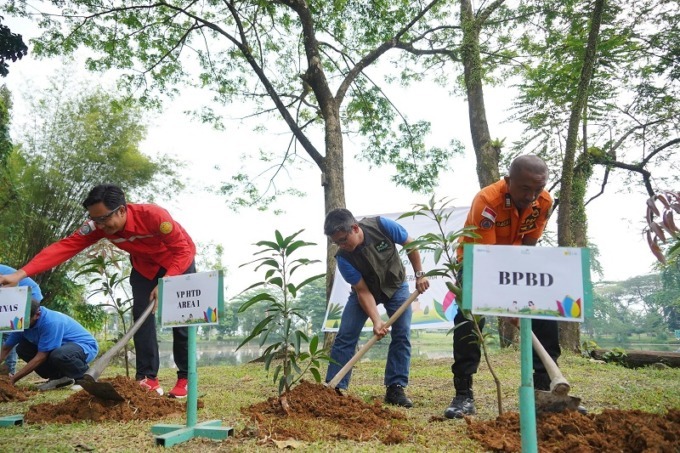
[151, 326, 233, 447]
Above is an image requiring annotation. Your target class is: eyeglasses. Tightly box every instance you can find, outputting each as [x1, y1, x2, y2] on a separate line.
[331, 232, 351, 246]
[89, 206, 122, 224]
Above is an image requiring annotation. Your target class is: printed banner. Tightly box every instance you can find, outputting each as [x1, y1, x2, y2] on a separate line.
[159, 270, 224, 327]
[321, 207, 468, 332]
[462, 244, 591, 322]
[0, 286, 31, 332]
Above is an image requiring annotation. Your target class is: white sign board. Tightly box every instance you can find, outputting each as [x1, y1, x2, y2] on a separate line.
[462, 244, 591, 322]
[322, 206, 468, 332]
[0, 287, 31, 332]
[158, 271, 223, 328]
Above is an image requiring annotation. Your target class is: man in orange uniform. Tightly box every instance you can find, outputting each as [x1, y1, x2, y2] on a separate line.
[444, 155, 563, 418]
[0, 184, 195, 398]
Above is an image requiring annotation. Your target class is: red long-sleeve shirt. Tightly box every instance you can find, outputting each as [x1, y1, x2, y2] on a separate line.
[22, 203, 196, 280]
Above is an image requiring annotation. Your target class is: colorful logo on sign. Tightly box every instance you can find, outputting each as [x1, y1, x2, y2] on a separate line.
[203, 307, 218, 323]
[434, 291, 458, 321]
[556, 296, 582, 318]
[9, 317, 23, 330]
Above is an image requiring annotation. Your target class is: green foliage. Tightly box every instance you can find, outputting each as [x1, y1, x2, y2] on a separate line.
[296, 277, 328, 335]
[237, 229, 330, 396]
[0, 16, 28, 77]
[512, 0, 680, 190]
[3, 1, 458, 210]
[72, 301, 108, 333]
[0, 77, 182, 304]
[75, 243, 135, 377]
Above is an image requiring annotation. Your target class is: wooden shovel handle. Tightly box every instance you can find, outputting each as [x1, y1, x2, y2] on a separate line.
[83, 297, 156, 382]
[328, 290, 419, 389]
[530, 330, 570, 395]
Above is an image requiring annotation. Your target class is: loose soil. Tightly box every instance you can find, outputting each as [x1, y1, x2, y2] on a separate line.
[466, 408, 680, 452]
[241, 381, 680, 451]
[0, 375, 34, 402]
[240, 380, 407, 444]
[25, 376, 185, 423]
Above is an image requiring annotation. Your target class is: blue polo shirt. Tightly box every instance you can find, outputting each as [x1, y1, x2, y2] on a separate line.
[337, 217, 408, 286]
[0, 264, 43, 302]
[5, 307, 98, 362]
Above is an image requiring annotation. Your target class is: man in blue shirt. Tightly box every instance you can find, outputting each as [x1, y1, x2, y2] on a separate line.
[324, 208, 429, 407]
[0, 299, 99, 391]
[0, 264, 43, 376]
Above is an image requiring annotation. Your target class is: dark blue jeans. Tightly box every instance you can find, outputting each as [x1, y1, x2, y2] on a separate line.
[16, 339, 88, 380]
[326, 283, 412, 389]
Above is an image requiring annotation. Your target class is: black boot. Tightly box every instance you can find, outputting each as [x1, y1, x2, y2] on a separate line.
[444, 376, 476, 419]
[385, 384, 413, 408]
[533, 372, 551, 391]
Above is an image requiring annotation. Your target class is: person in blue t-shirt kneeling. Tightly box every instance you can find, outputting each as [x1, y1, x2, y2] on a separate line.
[0, 299, 99, 391]
[0, 264, 43, 377]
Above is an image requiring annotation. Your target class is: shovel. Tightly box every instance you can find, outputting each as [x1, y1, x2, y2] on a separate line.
[530, 328, 582, 413]
[77, 299, 156, 401]
[327, 290, 419, 389]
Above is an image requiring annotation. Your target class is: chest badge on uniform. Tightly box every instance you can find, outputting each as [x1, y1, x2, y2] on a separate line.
[159, 221, 173, 234]
[375, 241, 389, 252]
[79, 220, 96, 235]
[480, 219, 494, 229]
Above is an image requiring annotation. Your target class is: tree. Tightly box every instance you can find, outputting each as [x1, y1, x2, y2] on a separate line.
[0, 77, 182, 306]
[0, 16, 28, 77]
[4, 1, 465, 317]
[296, 277, 328, 336]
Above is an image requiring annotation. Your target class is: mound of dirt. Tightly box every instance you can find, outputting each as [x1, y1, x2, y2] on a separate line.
[466, 408, 680, 452]
[25, 376, 185, 423]
[0, 375, 34, 402]
[240, 380, 407, 444]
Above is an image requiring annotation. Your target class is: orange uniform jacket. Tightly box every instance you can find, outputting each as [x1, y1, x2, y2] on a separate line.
[457, 179, 553, 260]
[22, 203, 196, 280]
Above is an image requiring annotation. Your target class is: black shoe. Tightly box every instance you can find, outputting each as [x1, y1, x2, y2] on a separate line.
[444, 395, 476, 419]
[384, 384, 413, 408]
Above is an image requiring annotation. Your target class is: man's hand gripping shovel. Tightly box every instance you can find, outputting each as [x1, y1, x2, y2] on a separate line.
[327, 290, 419, 390]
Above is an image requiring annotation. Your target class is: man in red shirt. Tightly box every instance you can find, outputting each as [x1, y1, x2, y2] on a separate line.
[0, 184, 195, 398]
[445, 155, 567, 418]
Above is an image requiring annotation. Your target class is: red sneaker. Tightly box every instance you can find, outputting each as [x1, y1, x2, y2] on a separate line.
[139, 377, 163, 395]
[168, 378, 188, 398]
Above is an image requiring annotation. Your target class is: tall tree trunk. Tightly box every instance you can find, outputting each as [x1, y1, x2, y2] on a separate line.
[321, 106, 346, 350]
[461, 0, 501, 188]
[559, 151, 593, 351]
[556, 0, 605, 352]
[461, 0, 514, 346]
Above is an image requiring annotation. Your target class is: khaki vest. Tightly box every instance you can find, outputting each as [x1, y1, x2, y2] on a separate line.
[337, 217, 405, 300]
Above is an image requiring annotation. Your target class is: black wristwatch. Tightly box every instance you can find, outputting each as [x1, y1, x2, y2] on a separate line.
[415, 271, 426, 279]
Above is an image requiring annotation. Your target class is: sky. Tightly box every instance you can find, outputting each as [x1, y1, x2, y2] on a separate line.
[1, 15, 661, 298]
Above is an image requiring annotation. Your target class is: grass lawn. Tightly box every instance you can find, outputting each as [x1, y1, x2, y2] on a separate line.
[1, 347, 679, 452]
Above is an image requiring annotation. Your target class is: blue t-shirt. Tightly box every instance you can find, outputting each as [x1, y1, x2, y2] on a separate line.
[0, 264, 43, 302]
[5, 307, 98, 362]
[337, 217, 408, 286]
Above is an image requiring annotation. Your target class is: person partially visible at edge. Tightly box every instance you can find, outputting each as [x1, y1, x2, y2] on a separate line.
[444, 154, 585, 418]
[0, 299, 98, 391]
[0, 184, 196, 398]
[323, 208, 430, 408]
[0, 264, 43, 377]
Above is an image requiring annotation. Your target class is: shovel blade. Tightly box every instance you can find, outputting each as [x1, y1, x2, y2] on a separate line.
[77, 378, 125, 402]
[535, 389, 582, 414]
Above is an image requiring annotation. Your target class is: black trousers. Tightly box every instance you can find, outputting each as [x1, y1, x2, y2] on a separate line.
[16, 339, 88, 380]
[451, 311, 560, 377]
[130, 261, 195, 380]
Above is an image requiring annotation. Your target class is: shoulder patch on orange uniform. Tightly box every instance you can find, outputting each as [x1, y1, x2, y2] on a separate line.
[159, 221, 173, 234]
